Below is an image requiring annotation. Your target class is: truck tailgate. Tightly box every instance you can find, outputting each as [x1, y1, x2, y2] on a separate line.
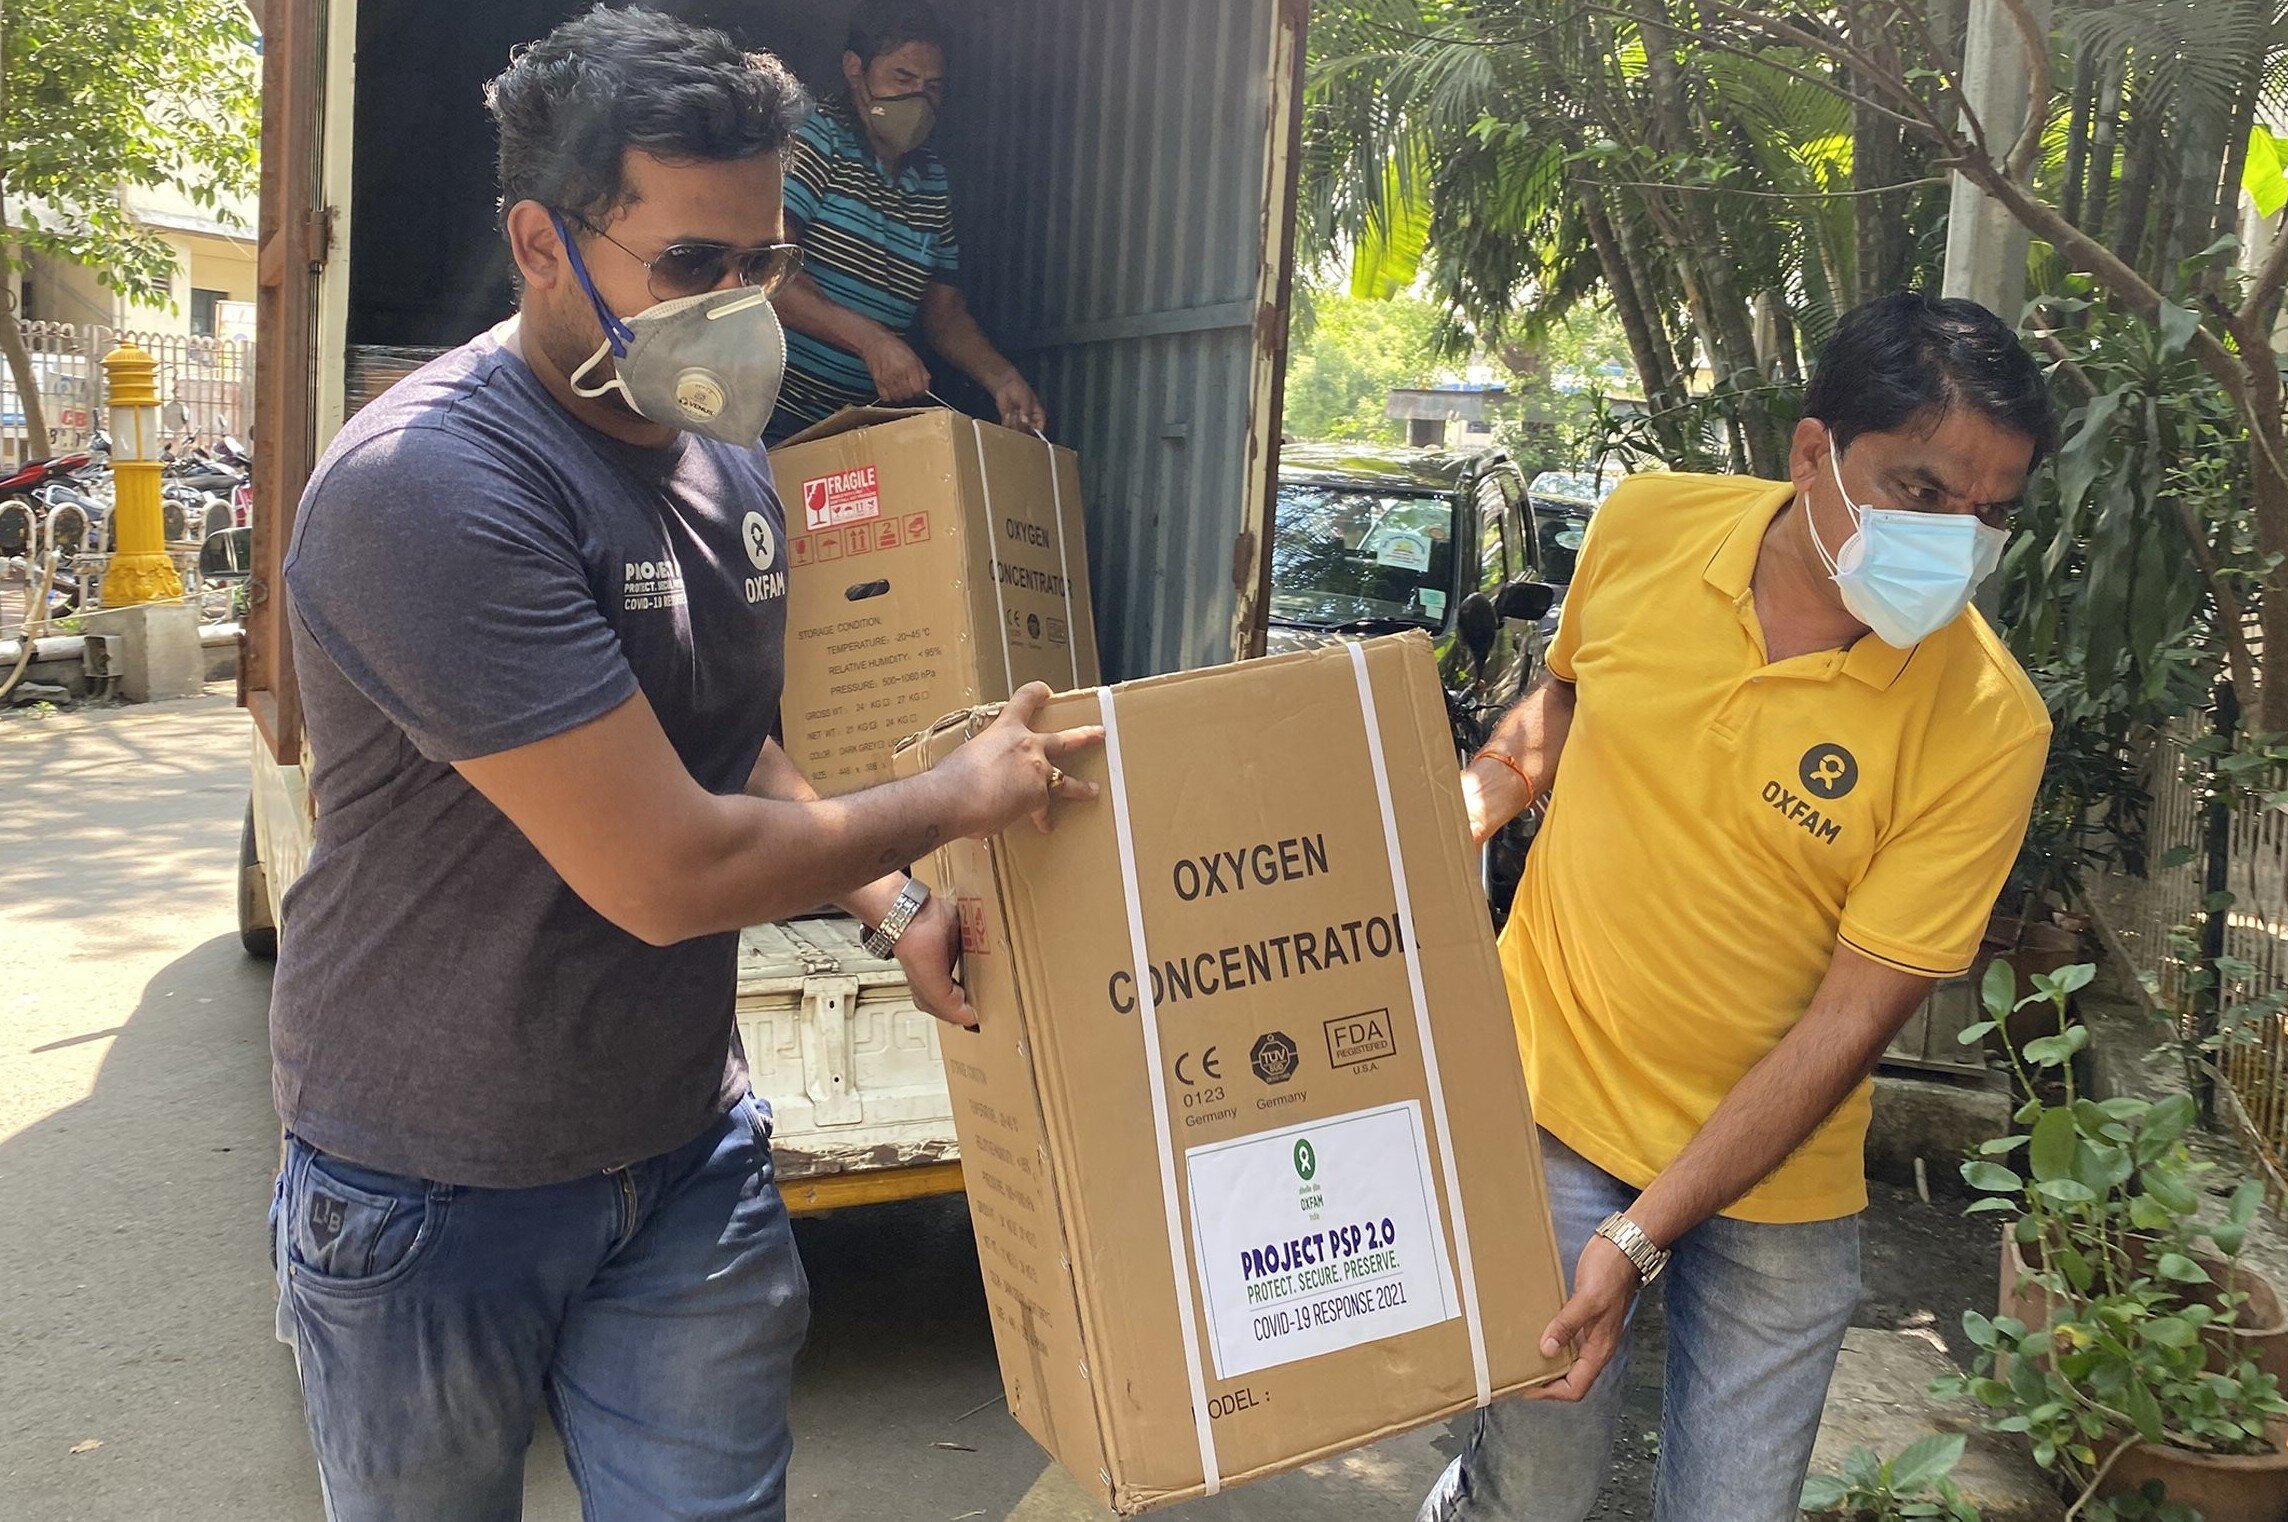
[736, 916, 962, 1211]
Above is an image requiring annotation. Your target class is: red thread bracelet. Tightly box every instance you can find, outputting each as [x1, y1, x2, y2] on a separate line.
[1472, 746, 1538, 806]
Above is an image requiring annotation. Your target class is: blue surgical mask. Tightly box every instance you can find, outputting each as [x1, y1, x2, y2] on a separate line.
[1808, 436, 2009, 648]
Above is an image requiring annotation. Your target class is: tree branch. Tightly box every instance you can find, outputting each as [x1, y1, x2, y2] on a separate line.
[2237, 212, 2288, 334]
[1600, 176, 1948, 200]
[1682, 0, 1951, 138]
[1993, 0, 2054, 184]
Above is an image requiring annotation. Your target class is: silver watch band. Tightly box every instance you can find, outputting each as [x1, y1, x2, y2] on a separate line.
[862, 877, 929, 959]
[1594, 1211, 1670, 1286]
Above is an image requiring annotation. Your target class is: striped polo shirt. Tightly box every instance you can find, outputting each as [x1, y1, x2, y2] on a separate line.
[769, 99, 962, 439]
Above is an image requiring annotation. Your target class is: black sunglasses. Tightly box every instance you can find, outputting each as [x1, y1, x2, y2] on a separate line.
[576, 219, 805, 302]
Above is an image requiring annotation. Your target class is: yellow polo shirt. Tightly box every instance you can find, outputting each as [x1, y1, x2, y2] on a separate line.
[1503, 472, 2048, 1222]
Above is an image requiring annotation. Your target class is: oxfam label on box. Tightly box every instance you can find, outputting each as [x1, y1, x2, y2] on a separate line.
[1184, 1100, 1460, 1380]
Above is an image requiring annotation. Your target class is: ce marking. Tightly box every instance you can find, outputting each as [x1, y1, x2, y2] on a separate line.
[1176, 1047, 1224, 1086]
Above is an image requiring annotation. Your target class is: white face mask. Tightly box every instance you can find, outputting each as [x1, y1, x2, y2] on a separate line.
[1808, 434, 2010, 648]
[555, 214, 787, 448]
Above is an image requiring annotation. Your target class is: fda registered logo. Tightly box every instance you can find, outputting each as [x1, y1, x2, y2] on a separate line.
[1251, 1030, 1300, 1086]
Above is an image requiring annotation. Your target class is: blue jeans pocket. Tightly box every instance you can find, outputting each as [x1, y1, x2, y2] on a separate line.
[285, 1138, 447, 1291]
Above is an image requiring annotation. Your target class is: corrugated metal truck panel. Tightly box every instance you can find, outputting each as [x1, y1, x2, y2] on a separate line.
[939, 0, 1295, 678]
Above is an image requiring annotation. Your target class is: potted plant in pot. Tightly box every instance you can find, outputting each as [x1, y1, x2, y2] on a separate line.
[1942, 962, 2288, 1521]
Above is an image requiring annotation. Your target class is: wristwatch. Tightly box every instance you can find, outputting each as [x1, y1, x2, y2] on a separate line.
[861, 876, 930, 959]
[1594, 1212, 1671, 1287]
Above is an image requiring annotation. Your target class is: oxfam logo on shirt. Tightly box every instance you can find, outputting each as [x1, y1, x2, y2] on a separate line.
[1798, 743, 1858, 800]
[1293, 1138, 1317, 1181]
[742, 511, 777, 571]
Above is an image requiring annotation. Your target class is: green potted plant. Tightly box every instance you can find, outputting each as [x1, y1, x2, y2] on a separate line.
[1799, 1435, 1981, 1521]
[1944, 962, 2288, 1521]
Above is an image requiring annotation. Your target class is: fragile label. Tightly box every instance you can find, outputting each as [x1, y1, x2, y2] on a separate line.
[802, 466, 882, 531]
[1185, 1100, 1458, 1379]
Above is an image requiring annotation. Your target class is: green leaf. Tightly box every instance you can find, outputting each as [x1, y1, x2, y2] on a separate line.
[2058, 1245, 2096, 1293]
[2145, 1093, 2196, 1148]
[2052, 964, 2097, 995]
[1982, 958, 2019, 1019]
[1956, 1020, 1999, 1046]
[2034, 1178, 2098, 1204]
[1964, 1197, 2016, 1215]
[2022, 1034, 2076, 1067]
[1889, 1433, 1967, 1492]
[2145, 1316, 2198, 1348]
[1964, 1309, 1999, 1348]
[2246, 126, 2288, 220]
[2230, 1179, 2264, 1226]
[2157, 299, 2201, 359]
[2131, 1195, 2178, 1231]
[2157, 843, 2201, 871]
[1799, 1474, 1848, 1510]
[2030, 1107, 2078, 1182]
[1962, 1161, 2024, 1193]
[2157, 1252, 2212, 1284]
[1980, 1134, 2033, 1155]
[2125, 1378, 2166, 1443]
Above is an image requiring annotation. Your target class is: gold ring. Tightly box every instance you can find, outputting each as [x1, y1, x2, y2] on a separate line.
[1046, 765, 1065, 794]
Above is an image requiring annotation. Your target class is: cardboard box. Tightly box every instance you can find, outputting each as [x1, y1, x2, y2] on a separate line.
[894, 633, 1566, 1514]
[770, 406, 1099, 796]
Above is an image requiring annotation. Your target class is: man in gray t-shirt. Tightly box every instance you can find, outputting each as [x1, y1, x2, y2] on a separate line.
[267, 14, 1099, 1521]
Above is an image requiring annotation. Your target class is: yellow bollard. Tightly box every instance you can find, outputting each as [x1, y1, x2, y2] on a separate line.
[97, 343, 182, 607]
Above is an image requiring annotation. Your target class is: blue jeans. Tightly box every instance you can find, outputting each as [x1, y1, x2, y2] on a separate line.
[1420, 1131, 1859, 1522]
[271, 1094, 808, 1522]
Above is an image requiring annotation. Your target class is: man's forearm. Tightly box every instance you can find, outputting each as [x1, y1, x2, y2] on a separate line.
[1625, 950, 1931, 1246]
[920, 294, 1017, 391]
[743, 740, 905, 926]
[653, 770, 966, 943]
[1483, 669, 1576, 797]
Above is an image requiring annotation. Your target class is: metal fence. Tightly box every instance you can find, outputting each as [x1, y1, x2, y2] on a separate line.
[0, 320, 253, 466]
[2093, 718, 2288, 1198]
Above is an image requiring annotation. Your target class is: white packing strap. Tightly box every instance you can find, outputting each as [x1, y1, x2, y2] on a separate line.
[971, 419, 1019, 698]
[1032, 427, 1081, 690]
[1345, 641, 1492, 1407]
[1099, 683, 1222, 1495]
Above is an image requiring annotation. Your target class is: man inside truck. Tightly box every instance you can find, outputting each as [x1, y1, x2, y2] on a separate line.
[267, 11, 1098, 1520]
[764, 0, 1048, 440]
[1433, 293, 2056, 1521]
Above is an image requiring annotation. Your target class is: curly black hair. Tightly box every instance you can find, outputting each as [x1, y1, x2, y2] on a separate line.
[486, 5, 810, 229]
[1805, 291, 2060, 466]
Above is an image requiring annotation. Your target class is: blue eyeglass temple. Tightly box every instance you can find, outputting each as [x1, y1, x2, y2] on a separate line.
[549, 211, 636, 359]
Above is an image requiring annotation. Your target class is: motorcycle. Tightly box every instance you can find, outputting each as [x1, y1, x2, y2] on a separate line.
[0, 449, 98, 556]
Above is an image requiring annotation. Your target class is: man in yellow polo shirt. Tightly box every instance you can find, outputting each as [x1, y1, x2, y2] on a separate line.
[1419, 292, 2056, 1522]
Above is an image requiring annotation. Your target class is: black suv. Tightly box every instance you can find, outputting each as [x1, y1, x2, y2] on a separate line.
[1267, 443, 1580, 920]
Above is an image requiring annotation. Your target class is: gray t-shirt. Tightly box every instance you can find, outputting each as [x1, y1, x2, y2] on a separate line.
[272, 330, 790, 1188]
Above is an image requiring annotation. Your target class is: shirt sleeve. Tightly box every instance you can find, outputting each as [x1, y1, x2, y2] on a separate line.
[1839, 725, 2049, 977]
[284, 424, 637, 764]
[1545, 502, 1618, 683]
[783, 126, 830, 230]
[934, 219, 962, 280]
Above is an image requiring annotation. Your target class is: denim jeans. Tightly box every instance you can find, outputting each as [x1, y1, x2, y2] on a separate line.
[1419, 1131, 1859, 1522]
[271, 1094, 808, 1522]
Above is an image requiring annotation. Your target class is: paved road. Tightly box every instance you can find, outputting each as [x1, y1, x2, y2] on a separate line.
[0, 691, 1465, 1521]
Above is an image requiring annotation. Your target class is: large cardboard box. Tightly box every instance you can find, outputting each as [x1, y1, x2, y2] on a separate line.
[770, 407, 1099, 796]
[894, 633, 1567, 1514]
